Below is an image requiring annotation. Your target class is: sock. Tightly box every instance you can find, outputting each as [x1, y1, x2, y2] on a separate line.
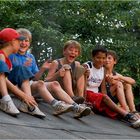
[50, 99, 58, 106]
[72, 102, 78, 106]
[72, 102, 78, 110]
[1, 95, 11, 101]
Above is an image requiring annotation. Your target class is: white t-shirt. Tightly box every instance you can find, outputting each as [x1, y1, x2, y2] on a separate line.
[85, 61, 104, 93]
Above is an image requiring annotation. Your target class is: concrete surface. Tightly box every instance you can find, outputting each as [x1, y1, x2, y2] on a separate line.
[0, 98, 140, 139]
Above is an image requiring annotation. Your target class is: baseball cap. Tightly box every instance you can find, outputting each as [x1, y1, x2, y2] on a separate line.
[0, 28, 26, 44]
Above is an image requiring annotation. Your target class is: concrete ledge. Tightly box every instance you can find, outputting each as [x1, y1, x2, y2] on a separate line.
[0, 98, 140, 139]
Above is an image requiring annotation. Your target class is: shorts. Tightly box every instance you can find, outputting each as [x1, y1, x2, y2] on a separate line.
[8, 65, 34, 88]
[106, 84, 119, 104]
[0, 60, 10, 75]
[107, 91, 119, 104]
[85, 90, 118, 119]
[57, 65, 85, 95]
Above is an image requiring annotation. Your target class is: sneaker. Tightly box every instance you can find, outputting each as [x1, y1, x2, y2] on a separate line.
[0, 99, 20, 116]
[19, 102, 46, 118]
[73, 104, 91, 119]
[124, 113, 140, 128]
[35, 97, 44, 103]
[52, 101, 73, 116]
[72, 96, 85, 104]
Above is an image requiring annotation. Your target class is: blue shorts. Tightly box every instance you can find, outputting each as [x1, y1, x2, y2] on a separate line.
[8, 65, 34, 88]
[0, 60, 10, 75]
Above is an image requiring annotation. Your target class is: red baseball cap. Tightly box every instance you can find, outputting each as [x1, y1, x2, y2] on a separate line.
[0, 28, 26, 44]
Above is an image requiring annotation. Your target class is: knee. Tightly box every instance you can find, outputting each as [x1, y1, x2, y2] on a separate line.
[50, 81, 60, 88]
[124, 83, 131, 90]
[116, 81, 123, 89]
[36, 80, 45, 88]
[102, 94, 110, 101]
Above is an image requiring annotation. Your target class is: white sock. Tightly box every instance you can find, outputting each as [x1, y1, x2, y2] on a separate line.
[1, 95, 12, 101]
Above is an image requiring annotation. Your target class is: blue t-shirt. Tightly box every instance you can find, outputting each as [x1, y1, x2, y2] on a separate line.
[9, 52, 39, 75]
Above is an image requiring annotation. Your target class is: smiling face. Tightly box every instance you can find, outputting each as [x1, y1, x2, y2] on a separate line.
[105, 54, 117, 69]
[92, 52, 107, 69]
[18, 36, 30, 55]
[105, 50, 117, 70]
[63, 43, 80, 63]
[16, 28, 32, 55]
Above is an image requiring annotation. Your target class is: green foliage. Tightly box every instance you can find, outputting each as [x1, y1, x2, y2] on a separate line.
[0, 0, 140, 97]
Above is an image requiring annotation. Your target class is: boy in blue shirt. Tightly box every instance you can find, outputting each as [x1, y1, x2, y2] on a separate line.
[0, 28, 37, 116]
[9, 28, 91, 119]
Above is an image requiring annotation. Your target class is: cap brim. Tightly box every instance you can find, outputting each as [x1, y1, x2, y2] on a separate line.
[17, 36, 26, 41]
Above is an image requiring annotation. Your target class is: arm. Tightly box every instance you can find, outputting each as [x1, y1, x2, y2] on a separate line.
[100, 77, 107, 94]
[75, 61, 81, 66]
[6, 78, 37, 107]
[113, 73, 135, 85]
[45, 60, 60, 81]
[82, 63, 90, 78]
[105, 74, 118, 85]
[45, 60, 68, 81]
[117, 73, 135, 85]
[34, 60, 51, 80]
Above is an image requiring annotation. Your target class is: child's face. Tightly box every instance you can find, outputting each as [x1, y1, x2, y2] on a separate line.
[12, 39, 21, 53]
[63, 45, 79, 63]
[105, 54, 116, 69]
[19, 36, 30, 54]
[92, 52, 106, 69]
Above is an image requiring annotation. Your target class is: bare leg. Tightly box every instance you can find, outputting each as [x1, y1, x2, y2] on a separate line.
[124, 83, 136, 112]
[76, 75, 85, 97]
[103, 95, 127, 117]
[46, 81, 74, 104]
[0, 74, 9, 96]
[31, 80, 54, 104]
[21, 79, 32, 96]
[62, 70, 75, 97]
[6, 79, 37, 107]
[110, 82, 128, 111]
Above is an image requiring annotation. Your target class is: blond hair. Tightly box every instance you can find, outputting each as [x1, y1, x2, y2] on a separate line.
[63, 40, 81, 55]
[16, 28, 32, 42]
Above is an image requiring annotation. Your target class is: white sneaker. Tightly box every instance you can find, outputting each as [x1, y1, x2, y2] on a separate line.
[0, 99, 20, 116]
[52, 101, 73, 116]
[19, 102, 46, 118]
[73, 104, 91, 119]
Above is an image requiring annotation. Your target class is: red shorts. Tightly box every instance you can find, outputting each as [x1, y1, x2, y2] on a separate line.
[85, 90, 118, 119]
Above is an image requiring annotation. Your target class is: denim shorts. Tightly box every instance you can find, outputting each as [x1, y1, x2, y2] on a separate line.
[8, 65, 34, 88]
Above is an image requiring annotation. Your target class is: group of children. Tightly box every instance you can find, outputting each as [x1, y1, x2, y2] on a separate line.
[0, 27, 140, 129]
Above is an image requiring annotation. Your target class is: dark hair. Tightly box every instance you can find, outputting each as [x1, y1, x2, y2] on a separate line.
[92, 46, 107, 57]
[107, 50, 118, 62]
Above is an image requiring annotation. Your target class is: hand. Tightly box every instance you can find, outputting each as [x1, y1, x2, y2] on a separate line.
[83, 64, 90, 77]
[84, 68, 90, 77]
[41, 59, 52, 70]
[59, 67, 66, 77]
[106, 75, 114, 84]
[23, 94, 38, 107]
[106, 74, 118, 85]
[112, 75, 120, 81]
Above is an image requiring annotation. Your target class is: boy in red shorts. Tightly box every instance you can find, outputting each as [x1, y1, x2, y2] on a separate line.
[84, 47, 140, 128]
